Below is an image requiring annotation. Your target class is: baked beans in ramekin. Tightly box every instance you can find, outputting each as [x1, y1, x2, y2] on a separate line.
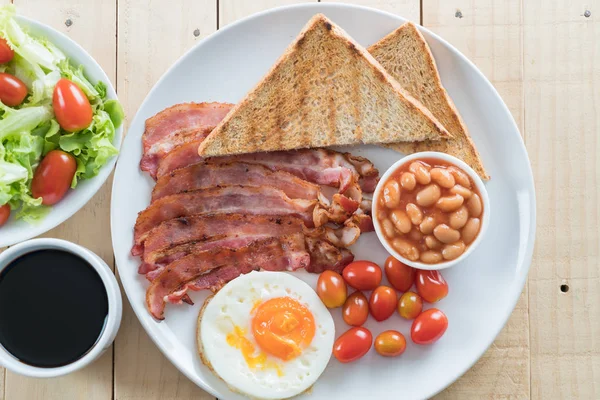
[372, 152, 490, 270]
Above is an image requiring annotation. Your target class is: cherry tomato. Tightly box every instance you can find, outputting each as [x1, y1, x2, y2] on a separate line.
[384, 256, 415, 292]
[31, 150, 77, 205]
[333, 327, 372, 363]
[0, 73, 27, 107]
[398, 291, 423, 320]
[316, 270, 347, 308]
[52, 78, 93, 132]
[342, 291, 369, 326]
[0, 38, 14, 64]
[342, 260, 382, 291]
[411, 308, 448, 345]
[0, 204, 10, 227]
[375, 330, 406, 357]
[415, 270, 449, 303]
[368, 286, 397, 322]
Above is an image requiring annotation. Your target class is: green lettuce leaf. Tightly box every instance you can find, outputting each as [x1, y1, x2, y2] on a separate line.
[59, 109, 118, 187]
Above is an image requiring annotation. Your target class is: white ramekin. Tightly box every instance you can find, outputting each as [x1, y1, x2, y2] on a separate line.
[372, 151, 490, 270]
[0, 238, 122, 378]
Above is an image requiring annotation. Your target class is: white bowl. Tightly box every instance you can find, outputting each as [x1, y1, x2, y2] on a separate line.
[372, 151, 491, 270]
[0, 16, 123, 247]
[0, 239, 122, 378]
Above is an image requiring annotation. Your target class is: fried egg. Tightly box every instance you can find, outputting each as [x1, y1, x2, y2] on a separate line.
[197, 271, 334, 399]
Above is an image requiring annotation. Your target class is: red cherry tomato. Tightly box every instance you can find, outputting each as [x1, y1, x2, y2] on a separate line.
[0, 38, 14, 64]
[342, 291, 369, 326]
[415, 270, 449, 303]
[31, 150, 77, 205]
[0, 73, 27, 107]
[316, 270, 347, 308]
[398, 291, 423, 320]
[411, 308, 448, 345]
[368, 286, 397, 322]
[52, 78, 93, 132]
[384, 256, 415, 292]
[333, 327, 372, 363]
[0, 204, 10, 227]
[342, 260, 382, 291]
[374, 330, 406, 357]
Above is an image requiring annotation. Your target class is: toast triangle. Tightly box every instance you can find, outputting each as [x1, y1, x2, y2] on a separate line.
[369, 22, 489, 180]
[198, 14, 450, 157]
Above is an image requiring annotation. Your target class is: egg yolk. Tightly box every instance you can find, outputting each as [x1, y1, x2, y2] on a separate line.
[226, 325, 283, 376]
[251, 297, 316, 361]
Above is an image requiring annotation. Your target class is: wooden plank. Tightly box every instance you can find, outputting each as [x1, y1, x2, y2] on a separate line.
[219, 0, 316, 27]
[114, 1, 216, 399]
[3, 0, 116, 399]
[320, 0, 420, 24]
[524, 1, 600, 398]
[421, 1, 529, 398]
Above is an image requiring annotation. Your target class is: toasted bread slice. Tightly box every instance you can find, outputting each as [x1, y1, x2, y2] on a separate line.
[198, 14, 450, 157]
[369, 22, 489, 180]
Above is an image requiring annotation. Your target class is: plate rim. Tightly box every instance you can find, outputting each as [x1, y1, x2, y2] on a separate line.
[0, 15, 123, 247]
[111, 3, 537, 399]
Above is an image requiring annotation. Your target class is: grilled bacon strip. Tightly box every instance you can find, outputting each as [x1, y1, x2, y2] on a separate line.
[147, 233, 354, 319]
[155, 146, 379, 194]
[140, 214, 305, 273]
[141, 103, 233, 178]
[151, 162, 323, 202]
[156, 139, 204, 180]
[132, 186, 318, 255]
[146, 234, 310, 320]
[210, 149, 379, 194]
[139, 214, 360, 276]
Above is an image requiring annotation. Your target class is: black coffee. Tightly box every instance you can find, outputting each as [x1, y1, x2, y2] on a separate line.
[0, 249, 109, 367]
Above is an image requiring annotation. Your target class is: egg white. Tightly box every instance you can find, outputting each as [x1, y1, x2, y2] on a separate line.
[198, 271, 334, 400]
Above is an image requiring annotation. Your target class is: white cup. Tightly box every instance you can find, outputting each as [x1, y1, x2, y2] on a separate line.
[0, 238, 122, 378]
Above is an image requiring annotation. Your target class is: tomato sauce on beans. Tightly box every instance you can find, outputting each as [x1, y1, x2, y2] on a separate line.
[376, 158, 483, 264]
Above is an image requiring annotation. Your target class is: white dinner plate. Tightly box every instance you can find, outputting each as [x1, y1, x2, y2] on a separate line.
[0, 16, 122, 247]
[111, 4, 536, 400]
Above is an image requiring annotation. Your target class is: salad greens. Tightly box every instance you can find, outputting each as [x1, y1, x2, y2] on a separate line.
[0, 5, 123, 222]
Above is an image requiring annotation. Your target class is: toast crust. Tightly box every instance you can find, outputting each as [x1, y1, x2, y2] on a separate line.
[369, 22, 489, 180]
[198, 14, 450, 158]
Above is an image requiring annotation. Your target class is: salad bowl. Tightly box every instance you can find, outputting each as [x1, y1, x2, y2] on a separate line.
[0, 10, 123, 247]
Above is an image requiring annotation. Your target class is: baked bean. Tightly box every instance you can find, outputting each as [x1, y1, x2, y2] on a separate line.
[377, 210, 387, 221]
[400, 172, 417, 191]
[433, 224, 461, 244]
[430, 168, 455, 189]
[406, 203, 423, 225]
[392, 238, 420, 261]
[420, 250, 443, 264]
[467, 193, 482, 217]
[409, 227, 423, 241]
[462, 218, 481, 244]
[448, 166, 471, 188]
[449, 206, 469, 230]
[383, 180, 401, 209]
[419, 217, 437, 235]
[382, 218, 396, 238]
[409, 162, 431, 185]
[436, 194, 464, 212]
[416, 184, 441, 207]
[450, 184, 472, 199]
[390, 210, 412, 234]
[425, 235, 442, 250]
[442, 241, 466, 260]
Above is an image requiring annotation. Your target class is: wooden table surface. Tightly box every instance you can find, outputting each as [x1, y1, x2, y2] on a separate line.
[1, 0, 598, 399]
